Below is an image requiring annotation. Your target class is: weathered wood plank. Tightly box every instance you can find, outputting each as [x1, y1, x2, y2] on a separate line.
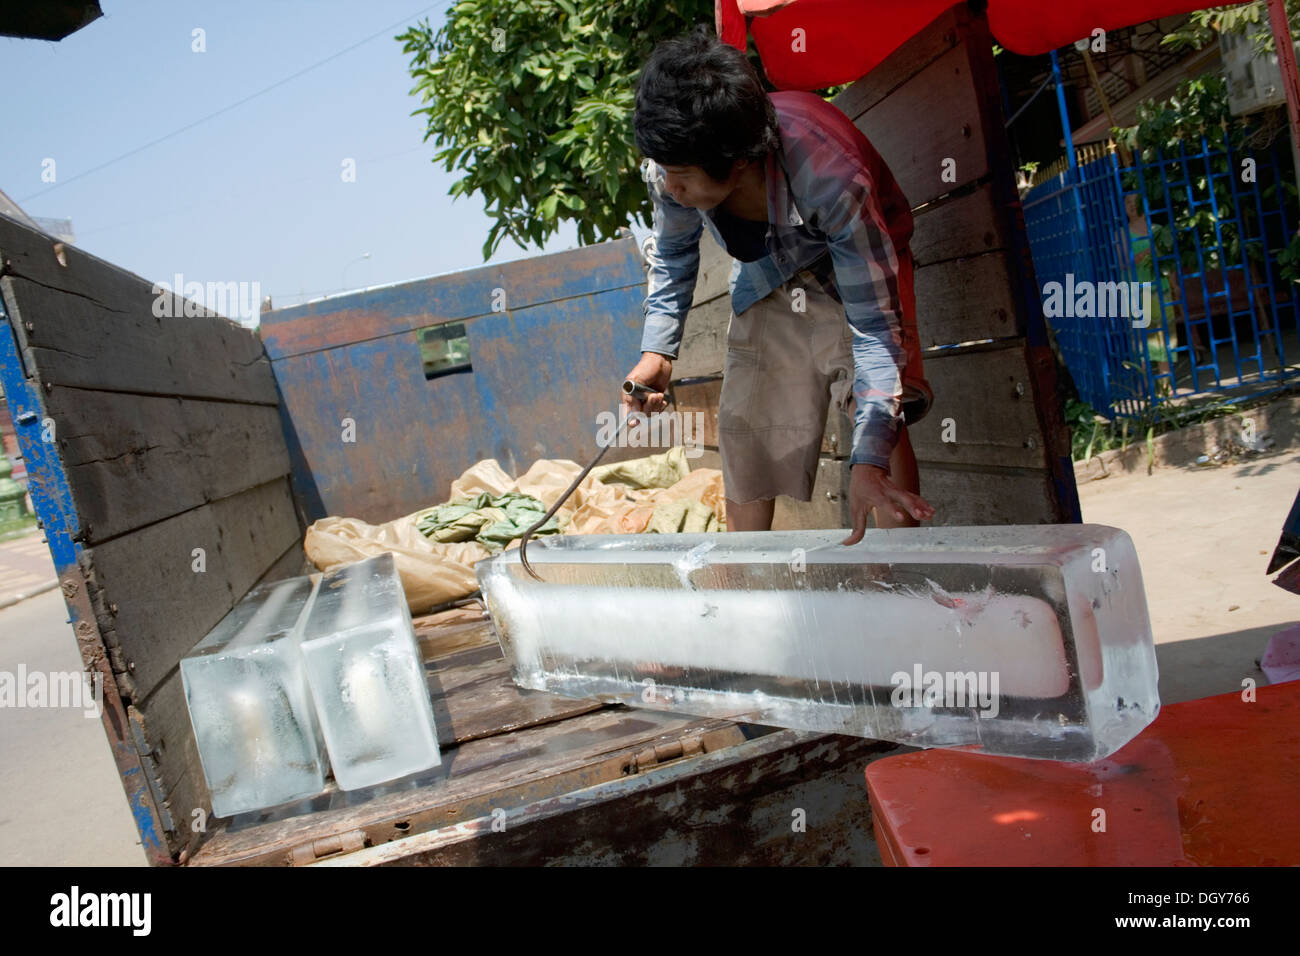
[84, 477, 302, 703]
[134, 668, 210, 863]
[261, 236, 645, 360]
[357, 732, 898, 866]
[850, 42, 991, 208]
[428, 646, 606, 746]
[0, 218, 275, 403]
[915, 252, 1022, 348]
[771, 457, 850, 530]
[917, 461, 1059, 526]
[254, 538, 313, 587]
[47, 389, 291, 544]
[911, 181, 1009, 267]
[910, 343, 1048, 469]
[413, 608, 499, 661]
[188, 709, 739, 866]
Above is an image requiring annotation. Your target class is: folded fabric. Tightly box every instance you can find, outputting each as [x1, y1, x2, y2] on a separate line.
[589, 445, 690, 490]
[645, 497, 723, 534]
[415, 491, 563, 551]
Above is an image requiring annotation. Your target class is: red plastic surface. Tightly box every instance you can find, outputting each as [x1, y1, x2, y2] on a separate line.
[865, 681, 1300, 866]
[719, 0, 1213, 91]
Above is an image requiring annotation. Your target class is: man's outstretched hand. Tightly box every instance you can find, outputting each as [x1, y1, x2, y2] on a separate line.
[621, 352, 673, 413]
[841, 463, 934, 545]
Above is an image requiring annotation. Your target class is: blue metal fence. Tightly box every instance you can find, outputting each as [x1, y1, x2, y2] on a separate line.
[1023, 135, 1300, 420]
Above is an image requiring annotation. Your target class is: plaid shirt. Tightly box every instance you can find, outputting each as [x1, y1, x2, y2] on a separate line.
[640, 90, 914, 470]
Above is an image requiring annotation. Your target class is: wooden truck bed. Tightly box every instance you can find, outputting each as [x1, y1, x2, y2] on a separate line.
[189, 605, 894, 866]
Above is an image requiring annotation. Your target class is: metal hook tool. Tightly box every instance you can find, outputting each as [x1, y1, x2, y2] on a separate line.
[518, 381, 661, 581]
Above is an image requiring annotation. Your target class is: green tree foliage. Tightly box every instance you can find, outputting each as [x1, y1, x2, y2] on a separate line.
[399, 0, 713, 260]
[1161, 1, 1300, 56]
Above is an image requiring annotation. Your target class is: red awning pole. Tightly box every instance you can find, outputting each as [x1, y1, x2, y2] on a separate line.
[1267, 0, 1300, 164]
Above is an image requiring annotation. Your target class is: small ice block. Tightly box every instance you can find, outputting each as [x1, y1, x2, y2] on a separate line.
[476, 525, 1160, 761]
[181, 576, 326, 818]
[298, 553, 441, 790]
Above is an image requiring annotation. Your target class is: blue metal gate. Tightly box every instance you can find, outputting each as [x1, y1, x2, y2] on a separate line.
[1023, 135, 1300, 421]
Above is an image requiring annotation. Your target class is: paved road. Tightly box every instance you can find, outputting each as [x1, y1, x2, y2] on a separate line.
[1077, 447, 1300, 705]
[0, 587, 145, 866]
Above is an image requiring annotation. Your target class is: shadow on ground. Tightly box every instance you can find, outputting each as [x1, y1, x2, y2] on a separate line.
[1155, 621, 1298, 705]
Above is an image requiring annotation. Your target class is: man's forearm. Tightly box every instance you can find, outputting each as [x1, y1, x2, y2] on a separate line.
[843, 299, 907, 471]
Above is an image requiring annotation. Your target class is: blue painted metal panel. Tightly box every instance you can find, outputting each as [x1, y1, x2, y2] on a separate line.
[261, 238, 647, 361]
[265, 239, 648, 522]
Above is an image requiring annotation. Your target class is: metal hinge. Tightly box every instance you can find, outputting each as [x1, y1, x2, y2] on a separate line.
[288, 829, 368, 865]
[621, 734, 705, 776]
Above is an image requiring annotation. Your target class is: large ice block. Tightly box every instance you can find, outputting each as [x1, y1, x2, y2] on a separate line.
[476, 525, 1160, 761]
[298, 553, 441, 790]
[181, 576, 326, 818]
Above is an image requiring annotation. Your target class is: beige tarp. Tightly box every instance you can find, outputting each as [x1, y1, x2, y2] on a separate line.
[304, 447, 725, 614]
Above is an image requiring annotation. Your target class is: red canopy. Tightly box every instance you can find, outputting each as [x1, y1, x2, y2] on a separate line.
[717, 0, 1217, 90]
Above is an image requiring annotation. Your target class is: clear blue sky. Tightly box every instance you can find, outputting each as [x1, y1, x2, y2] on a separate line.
[0, 0, 590, 322]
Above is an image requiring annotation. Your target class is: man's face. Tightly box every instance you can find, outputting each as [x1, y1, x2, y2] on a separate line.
[659, 162, 740, 211]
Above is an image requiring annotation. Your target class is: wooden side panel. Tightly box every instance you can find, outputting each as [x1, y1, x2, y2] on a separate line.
[839, 42, 991, 208]
[771, 458, 850, 531]
[0, 221, 273, 403]
[0, 213, 303, 864]
[51, 391, 290, 544]
[918, 462, 1060, 527]
[910, 182, 1009, 267]
[909, 345, 1047, 469]
[84, 478, 301, 703]
[914, 253, 1021, 349]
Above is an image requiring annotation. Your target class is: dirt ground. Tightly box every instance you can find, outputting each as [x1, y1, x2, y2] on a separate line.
[1076, 446, 1300, 705]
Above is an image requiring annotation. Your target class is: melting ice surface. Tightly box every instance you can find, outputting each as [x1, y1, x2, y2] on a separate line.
[182, 553, 441, 815]
[477, 525, 1160, 761]
[180, 576, 326, 818]
[298, 553, 441, 791]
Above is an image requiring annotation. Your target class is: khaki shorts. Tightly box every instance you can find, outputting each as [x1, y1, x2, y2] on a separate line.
[718, 250, 932, 504]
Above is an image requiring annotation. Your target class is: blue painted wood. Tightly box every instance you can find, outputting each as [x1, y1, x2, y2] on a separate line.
[265, 239, 649, 522]
[0, 291, 80, 571]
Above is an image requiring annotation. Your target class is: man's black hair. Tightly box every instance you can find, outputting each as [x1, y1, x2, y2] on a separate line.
[634, 23, 779, 183]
